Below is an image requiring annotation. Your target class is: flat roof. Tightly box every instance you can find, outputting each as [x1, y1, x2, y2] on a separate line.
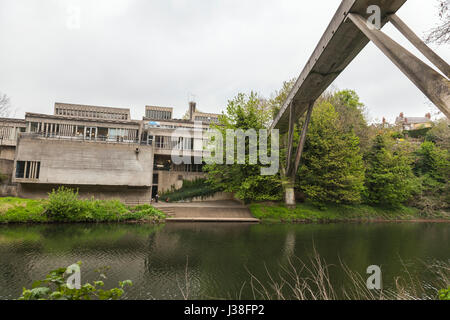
[25, 112, 141, 125]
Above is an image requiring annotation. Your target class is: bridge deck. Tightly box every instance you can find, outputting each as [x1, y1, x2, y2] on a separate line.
[271, 0, 407, 133]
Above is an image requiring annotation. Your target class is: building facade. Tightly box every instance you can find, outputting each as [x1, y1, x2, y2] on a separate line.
[0, 102, 220, 203]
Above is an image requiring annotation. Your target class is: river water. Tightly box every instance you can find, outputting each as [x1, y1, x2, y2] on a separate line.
[0, 222, 448, 299]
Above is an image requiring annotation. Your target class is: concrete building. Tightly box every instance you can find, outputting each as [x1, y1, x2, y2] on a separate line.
[0, 101, 220, 203]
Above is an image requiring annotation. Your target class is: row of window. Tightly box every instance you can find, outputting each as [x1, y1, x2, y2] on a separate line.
[55, 108, 129, 120]
[146, 109, 172, 120]
[194, 116, 219, 123]
[29, 122, 138, 142]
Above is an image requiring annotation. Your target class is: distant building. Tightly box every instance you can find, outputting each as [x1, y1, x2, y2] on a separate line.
[0, 101, 221, 203]
[395, 112, 433, 131]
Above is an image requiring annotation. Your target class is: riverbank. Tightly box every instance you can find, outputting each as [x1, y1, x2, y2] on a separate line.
[0, 196, 165, 224]
[249, 202, 450, 223]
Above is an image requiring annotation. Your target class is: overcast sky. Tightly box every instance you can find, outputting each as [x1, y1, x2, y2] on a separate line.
[0, 0, 448, 123]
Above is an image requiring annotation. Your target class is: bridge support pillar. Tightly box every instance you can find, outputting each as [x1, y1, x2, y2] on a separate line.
[283, 101, 314, 207]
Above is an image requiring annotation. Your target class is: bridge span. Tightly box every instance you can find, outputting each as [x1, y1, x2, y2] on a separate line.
[273, 0, 450, 205]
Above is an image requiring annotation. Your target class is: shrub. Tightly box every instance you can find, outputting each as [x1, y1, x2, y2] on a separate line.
[45, 187, 84, 221]
[19, 262, 132, 300]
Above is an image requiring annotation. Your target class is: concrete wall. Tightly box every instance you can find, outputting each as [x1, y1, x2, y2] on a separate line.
[0, 146, 16, 160]
[155, 170, 205, 193]
[19, 183, 151, 202]
[13, 136, 153, 187]
[0, 159, 14, 183]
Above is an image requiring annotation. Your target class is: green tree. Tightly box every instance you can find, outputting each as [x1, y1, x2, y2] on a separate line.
[330, 89, 371, 152]
[297, 101, 366, 205]
[364, 135, 417, 207]
[412, 141, 450, 213]
[204, 92, 283, 203]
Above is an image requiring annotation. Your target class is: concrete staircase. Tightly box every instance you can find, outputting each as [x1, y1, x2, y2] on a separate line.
[153, 200, 259, 223]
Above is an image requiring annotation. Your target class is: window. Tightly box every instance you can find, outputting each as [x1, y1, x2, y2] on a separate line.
[15, 161, 40, 180]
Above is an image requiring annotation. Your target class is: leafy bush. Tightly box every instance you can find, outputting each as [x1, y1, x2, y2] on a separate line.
[439, 287, 450, 300]
[19, 262, 132, 300]
[45, 186, 84, 221]
[160, 178, 222, 202]
[41, 187, 165, 223]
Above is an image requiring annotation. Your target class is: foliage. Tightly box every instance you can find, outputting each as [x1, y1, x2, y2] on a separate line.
[160, 178, 222, 202]
[297, 101, 366, 205]
[328, 89, 371, 152]
[405, 127, 432, 139]
[364, 135, 418, 207]
[0, 189, 165, 223]
[45, 186, 85, 221]
[439, 287, 450, 300]
[425, 0, 449, 45]
[204, 92, 283, 203]
[425, 118, 450, 150]
[411, 141, 450, 214]
[249, 202, 423, 223]
[18, 262, 132, 300]
[0, 197, 47, 223]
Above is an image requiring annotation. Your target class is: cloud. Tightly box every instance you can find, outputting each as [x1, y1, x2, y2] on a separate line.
[0, 0, 448, 121]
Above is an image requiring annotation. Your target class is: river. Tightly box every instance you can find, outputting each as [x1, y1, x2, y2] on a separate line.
[0, 222, 448, 299]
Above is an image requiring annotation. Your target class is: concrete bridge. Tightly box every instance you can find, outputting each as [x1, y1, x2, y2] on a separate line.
[271, 0, 450, 206]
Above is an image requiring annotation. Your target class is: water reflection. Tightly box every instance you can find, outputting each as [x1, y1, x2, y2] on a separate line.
[0, 222, 448, 299]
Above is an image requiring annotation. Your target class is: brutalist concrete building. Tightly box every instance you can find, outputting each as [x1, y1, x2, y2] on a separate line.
[0, 101, 219, 203]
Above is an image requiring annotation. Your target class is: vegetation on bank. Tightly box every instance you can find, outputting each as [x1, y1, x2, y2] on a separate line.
[202, 82, 449, 217]
[159, 178, 220, 202]
[0, 187, 165, 223]
[249, 202, 449, 223]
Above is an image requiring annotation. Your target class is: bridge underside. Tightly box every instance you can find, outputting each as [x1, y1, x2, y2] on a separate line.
[271, 0, 449, 133]
[274, 0, 450, 206]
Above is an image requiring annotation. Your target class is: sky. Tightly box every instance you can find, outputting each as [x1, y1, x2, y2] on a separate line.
[0, 0, 449, 123]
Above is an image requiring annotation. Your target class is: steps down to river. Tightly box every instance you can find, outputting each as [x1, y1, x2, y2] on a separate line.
[153, 200, 259, 223]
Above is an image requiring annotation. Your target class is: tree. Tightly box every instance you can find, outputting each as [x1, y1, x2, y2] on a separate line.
[267, 78, 295, 119]
[204, 92, 283, 203]
[0, 92, 11, 117]
[364, 134, 417, 207]
[330, 89, 371, 152]
[412, 141, 450, 214]
[415, 141, 450, 183]
[425, 0, 449, 45]
[297, 101, 366, 205]
[425, 118, 450, 150]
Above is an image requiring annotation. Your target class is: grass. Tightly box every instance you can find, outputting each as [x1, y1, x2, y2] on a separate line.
[244, 250, 450, 300]
[249, 202, 449, 223]
[0, 196, 166, 224]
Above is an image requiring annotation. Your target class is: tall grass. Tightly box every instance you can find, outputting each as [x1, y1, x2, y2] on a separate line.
[244, 250, 449, 300]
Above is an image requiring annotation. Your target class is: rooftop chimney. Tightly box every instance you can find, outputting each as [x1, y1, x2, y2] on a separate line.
[399, 112, 404, 118]
[425, 113, 431, 119]
[189, 101, 196, 121]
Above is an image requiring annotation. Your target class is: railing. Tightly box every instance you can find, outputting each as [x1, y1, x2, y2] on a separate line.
[21, 132, 140, 145]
